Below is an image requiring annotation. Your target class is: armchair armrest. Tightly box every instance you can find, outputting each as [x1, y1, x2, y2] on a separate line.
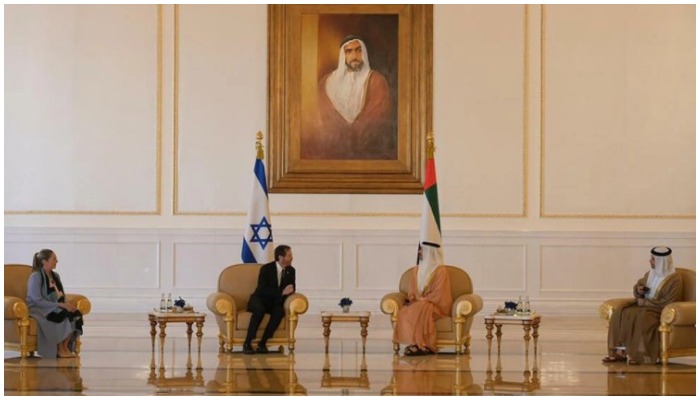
[207, 292, 237, 317]
[4, 296, 29, 320]
[599, 298, 635, 320]
[661, 301, 696, 326]
[64, 294, 92, 315]
[380, 292, 407, 321]
[284, 293, 309, 316]
[453, 293, 483, 318]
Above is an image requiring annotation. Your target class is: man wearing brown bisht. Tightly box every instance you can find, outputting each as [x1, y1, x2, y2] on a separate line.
[603, 246, 683, 364]
[392, 242, 452, 356]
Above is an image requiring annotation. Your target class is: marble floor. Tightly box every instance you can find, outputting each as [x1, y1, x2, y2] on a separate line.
[4, 313, 696, 395]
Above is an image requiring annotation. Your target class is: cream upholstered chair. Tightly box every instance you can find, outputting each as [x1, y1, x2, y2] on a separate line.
[380, 265, 483, 354]
[4, 264, 92, 359]
[599, 267, 695, 365]
[206, 263, 308, 353]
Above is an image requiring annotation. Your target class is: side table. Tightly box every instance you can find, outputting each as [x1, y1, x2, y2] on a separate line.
[321, 311, 371, 354]
[148, 311, 206, 370]
[483, 313, 541, 359]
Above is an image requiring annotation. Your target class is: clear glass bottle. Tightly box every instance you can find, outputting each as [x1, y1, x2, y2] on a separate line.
[167, 293, 173, 312]
[524, 295, 531, 314]
[159, 293, 166, 312]
[516, 295, 523, 314]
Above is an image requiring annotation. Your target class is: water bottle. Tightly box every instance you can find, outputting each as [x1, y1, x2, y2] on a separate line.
[159, 293, 166, 312]
[516, 295, 523, 314]
[167, 293, 172, 312]
[524, 295, 531, 314]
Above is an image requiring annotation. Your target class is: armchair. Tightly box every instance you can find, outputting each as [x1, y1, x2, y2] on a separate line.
[599, 267, 695, 365]
[4, 264, 92, 359]
[206, 263, 308, 353]
[380, 265, 483, 354]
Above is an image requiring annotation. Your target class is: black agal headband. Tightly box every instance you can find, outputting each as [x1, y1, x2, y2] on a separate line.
[651, 246, 672, 256]
[340, 35, 364, 47]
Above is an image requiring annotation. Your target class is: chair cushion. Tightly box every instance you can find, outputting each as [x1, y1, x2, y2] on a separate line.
[235, 311, 288, 332]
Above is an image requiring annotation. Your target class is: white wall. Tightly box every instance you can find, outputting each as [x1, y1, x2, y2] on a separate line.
[5, 5, 695, 316]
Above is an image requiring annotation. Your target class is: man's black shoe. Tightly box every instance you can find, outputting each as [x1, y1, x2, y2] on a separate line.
[242, 342, 255, 354]
[256, 344, 269, 354]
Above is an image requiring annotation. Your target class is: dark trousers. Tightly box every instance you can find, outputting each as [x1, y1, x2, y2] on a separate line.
[245, 296, 285, 345]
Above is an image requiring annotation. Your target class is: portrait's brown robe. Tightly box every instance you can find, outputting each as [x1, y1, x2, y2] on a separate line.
[393, 265, 452, 352]
[302, 70, 396, 160]
[607, 271, 683, 364]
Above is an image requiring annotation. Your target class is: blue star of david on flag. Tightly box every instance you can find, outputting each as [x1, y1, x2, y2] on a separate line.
[242, 156, 274, 263]
[249, 216, 273, 250]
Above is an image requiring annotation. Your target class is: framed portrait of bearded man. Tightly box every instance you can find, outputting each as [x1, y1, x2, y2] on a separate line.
[268, 5, 432, 194]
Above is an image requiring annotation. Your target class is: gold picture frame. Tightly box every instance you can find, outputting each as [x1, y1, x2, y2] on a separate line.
[268, 4, 432, 194]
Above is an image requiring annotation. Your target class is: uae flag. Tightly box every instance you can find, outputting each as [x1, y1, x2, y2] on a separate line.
[420, 134, 442, 246]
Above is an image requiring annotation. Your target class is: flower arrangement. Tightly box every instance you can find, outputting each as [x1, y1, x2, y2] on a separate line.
[338, 297, 353, 308]
[174, 297, 186, 308]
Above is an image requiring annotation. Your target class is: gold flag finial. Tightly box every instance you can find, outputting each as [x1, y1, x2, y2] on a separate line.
[255, 131, 264, 160]
[426, 132, 435, 159]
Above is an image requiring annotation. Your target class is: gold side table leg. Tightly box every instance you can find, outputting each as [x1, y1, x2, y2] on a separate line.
[196, 320, 204, 362]
[158, 320, 167, 371]
[485, 318, 494, 357]
[522, 321, 532, 357]
[532, 317, 540, 370]
[150, 319, 157, 353]
[322, 316, 331, 353]
[495, 323, 503, 356]
[360, 317, 369, 354]
[186, 321, 194, 352]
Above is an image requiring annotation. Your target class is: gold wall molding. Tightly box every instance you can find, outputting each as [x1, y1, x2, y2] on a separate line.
[520, 4, 530, 219]
[539, 5, 694, 220]
[172, 4, 181, 216]
[5, 5, 163, 216]
[173, 211, 534, 219]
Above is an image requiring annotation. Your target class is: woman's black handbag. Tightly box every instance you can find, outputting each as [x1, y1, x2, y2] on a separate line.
[47, 309, 81, 323]
[46, 308, 84, 333]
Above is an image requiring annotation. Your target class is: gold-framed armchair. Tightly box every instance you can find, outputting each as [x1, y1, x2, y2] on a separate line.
[599, 267, 695, 365]
[4, 264, 92, 359]
[380, 265, 483, 354]
[206, 263, 308, 353]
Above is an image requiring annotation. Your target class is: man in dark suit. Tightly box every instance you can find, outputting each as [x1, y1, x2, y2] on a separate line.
[243, 244, 296, 354]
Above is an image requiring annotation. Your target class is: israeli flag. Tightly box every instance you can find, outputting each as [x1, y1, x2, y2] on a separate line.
[242, 158, 274, 263]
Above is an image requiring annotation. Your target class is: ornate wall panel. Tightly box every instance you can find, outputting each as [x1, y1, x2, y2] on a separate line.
[541, 5, 695, 218]
[174, 5, 267, 214]
[5, 5, 162, 214]
[434, 5, 528, 217]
